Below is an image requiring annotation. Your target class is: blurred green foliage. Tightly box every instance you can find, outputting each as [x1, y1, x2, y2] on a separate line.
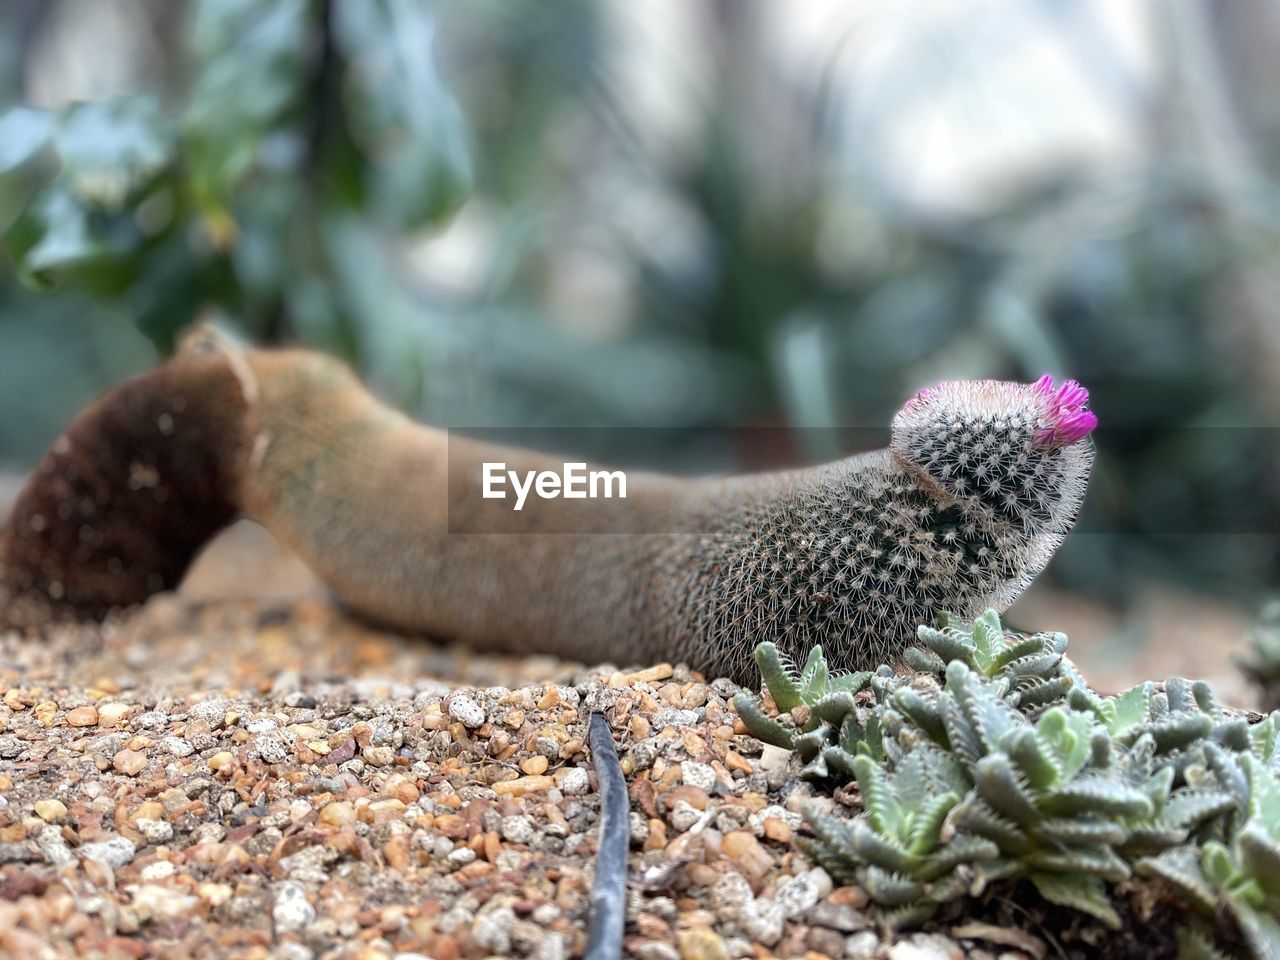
[0, 1, 1277, 605]
[0, 0, 469, 379]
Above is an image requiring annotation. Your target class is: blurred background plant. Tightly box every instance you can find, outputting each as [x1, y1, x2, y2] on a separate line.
[1, 0, 1278, 683]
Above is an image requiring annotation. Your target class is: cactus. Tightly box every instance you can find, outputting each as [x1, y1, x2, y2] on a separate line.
[736, 609, 1280, 954]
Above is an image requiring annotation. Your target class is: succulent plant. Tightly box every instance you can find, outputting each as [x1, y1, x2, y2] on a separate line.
[733, 641, 883, 776]
[734, 608, 1076, 779]
[1238, 599, 1280, 712]
[800, 750, 1005, 929]
[904, 609, 1074, 712]
[735, 609, 1280, 954]
[1139, 755, 1280, 959]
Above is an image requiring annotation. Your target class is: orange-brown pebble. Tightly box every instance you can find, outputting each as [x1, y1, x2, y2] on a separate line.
[520, 755, 549, 776]
[65, 706, 98, 727]
[665, 785, 709, 810]
[829, 886, 870, 909]
[628, 664, 674, 684]
[384, 835, 411, 871]
[112, 749, 148, 776]
[644, 818, 668, 852]
[433, 814, 468, 839]
[677, 927, 729, 960]
[425, 936, 460, 960]
[762, 817, 792, 843]
[537, 687, 561, 709]
[634, 913, 671, 938]
[133, 801, 164, 821]
[319, 801, 357, 827]
[492, 775, 554, 796]
[686, 863, 721, 887]
[721, 830, 773, 885]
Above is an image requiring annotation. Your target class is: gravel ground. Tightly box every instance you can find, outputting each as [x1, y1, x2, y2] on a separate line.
[0, 593, 1065, 960]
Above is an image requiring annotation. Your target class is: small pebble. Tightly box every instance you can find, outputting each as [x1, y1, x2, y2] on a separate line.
[846, 931, 882, 960]
[520, 755, 549, 775]
[501, 815, 534, 844]
[559, 767, 590, 796]
[34, 799, 67, 822]
[66, 706, 98, 727]
[159, 736, 194, 757]
[96, 702, 131, 727]
[79, 836, 137, 869]
[677, 927, 729, 960]
[136, 818, 174, 844]
[273, 881, 316, 932]
[112, 749, 148, 776]
[447, 694, 485, 729]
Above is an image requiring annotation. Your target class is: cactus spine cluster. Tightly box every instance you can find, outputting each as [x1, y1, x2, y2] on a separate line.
[735, 610, 1280, 957]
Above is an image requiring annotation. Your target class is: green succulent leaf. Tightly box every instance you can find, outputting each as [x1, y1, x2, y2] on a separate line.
[1232, 900, 1280, 960]
[1149, 712, 1216, 753]
[1138, 846, 1218, 916]
[1100, 683, 1152, 738]
[753, 642, 804, 713]
[1175, 925, 1234, 960]
[732, 691, 795, 749]
[854, 754, 902, 838]
[969, 608, 1005, 675]
[1037, 777, 1154, 819]
[974, 753, 1039, 826]
[1029, 872, 1121, 929]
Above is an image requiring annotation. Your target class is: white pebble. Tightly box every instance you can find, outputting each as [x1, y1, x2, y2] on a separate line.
[141, 860, 176, 881]
[669, 799, 702, 832]
[447, 694, 485, 729]
[158, 736, 194, 758]
[681, 761, 716, 791]
[272, 881, 315, 932]
[36, 825, 75, 867]
[500, 815, 534, 844]
[447, 846, 477, 868]
[79, 836, 137, 869]
[135, 818, 174, 844]
[559, 767, 590, 796]
[255, 734, 289, 764]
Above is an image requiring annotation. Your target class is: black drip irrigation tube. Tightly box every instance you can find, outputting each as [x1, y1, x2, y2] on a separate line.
[584, 711, 630, 960]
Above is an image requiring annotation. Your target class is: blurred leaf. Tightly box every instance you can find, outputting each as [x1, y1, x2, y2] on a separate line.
[184, 0, 312, 204]
[3, 100, 174, 292]
[11, 187, 104, 291]
[0, 107, 58, 231]
[55, 99, 173, 209]
[333, 0, 472, 228]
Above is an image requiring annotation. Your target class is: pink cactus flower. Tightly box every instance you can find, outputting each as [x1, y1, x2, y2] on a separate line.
[1033, 376, 1098, 447]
